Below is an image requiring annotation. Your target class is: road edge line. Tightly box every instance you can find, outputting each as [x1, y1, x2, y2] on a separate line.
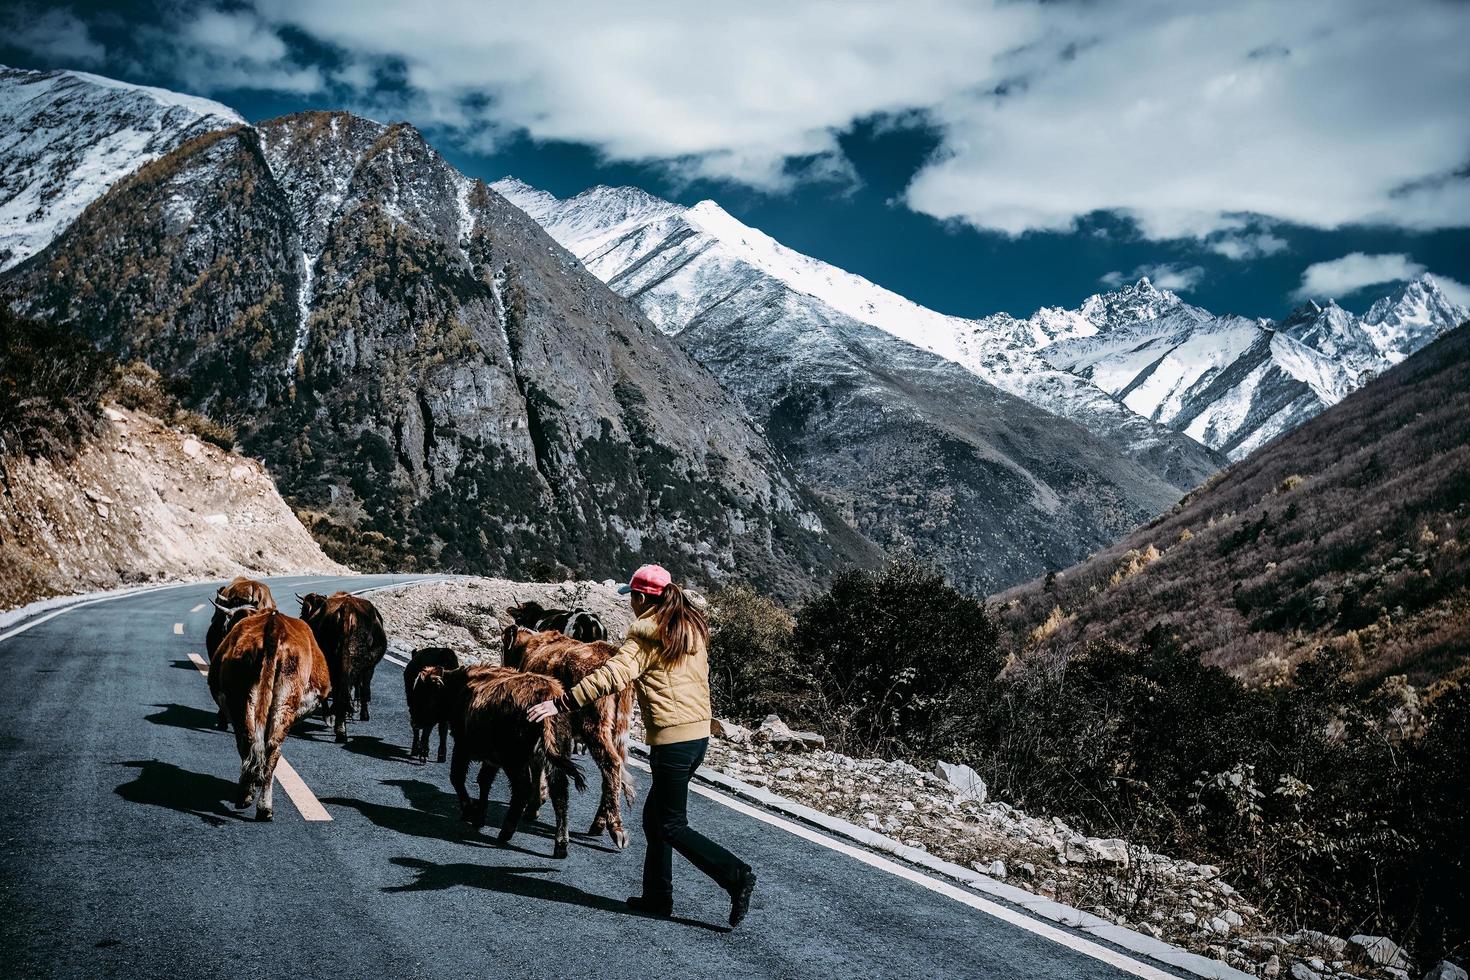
[628, 741, 1251, 980]
[186, 652, 332, 822]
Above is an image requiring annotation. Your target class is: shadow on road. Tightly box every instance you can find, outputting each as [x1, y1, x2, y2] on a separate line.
[381, 856, 729, 932]
[144, 702, 221, 734]
[168, 659, 199, 671]
[341, 735, 411, 763]
[319, 790, 504, 849]
[113, 759, 249, 827]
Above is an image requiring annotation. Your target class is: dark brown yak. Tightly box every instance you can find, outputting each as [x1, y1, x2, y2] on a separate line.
[205, 577, 277, 730]
[443, 665, 586, 857]
[207, 609, 330, 821]
[298, 591, 387, 742]
[502, 625, 634, 848]
[403, 647, 459, 763]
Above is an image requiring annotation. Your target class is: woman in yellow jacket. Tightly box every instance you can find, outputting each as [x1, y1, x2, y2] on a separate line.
[528, 563, 757, 926]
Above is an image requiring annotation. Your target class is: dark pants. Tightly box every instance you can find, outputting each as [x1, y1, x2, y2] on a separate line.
[642, 737, 747, 903]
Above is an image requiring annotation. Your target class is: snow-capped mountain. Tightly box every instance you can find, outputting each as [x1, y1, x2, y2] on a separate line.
[495, 178, 1222, 490]
[0, 66, 243, 271]
[1361, 274, 1470, 364]
[497, 178, 1466, 465]
[1039, 277, 1466, 459]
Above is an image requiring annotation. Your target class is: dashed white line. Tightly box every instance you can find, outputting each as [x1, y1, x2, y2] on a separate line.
[190, 603, 206, 613]
[173, 623, 184, 635]
[187, 652, 332, 822]
[625, 758, 1178, 980]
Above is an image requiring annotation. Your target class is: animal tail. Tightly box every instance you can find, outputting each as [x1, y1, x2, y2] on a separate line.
[245, 613, 284, 784]
[541, 718, 587, 793]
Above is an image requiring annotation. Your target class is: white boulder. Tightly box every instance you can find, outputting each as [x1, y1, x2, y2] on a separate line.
[935, 761, 987, 803]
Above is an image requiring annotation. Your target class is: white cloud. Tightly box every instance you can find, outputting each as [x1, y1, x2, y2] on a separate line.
[906, 2, 1470, 239]
[135, 0, 1468, 238]
[245, 0, 1041, 190]
[1437, 275, 1470, 309]
[1100, 263, 1205, 292]
[1292, 252, 1426, 300]
[1206, 230, 1288, 261]
[144, 6, 323, 95]
[2, 6, 106, 66]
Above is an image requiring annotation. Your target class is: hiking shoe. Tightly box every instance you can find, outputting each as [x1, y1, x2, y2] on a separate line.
[728, 867, 757, 927]
[626, 895, 673, 917]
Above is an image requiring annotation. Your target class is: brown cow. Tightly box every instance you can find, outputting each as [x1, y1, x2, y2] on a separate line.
[205, 577, 277, 730]
[502, 625, 634, 848]
[207, 609, 330, 821]
[443, 665, 586, 857]
[299, 591, 387, 742]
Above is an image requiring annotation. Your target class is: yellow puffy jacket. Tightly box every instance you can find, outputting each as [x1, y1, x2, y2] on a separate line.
[567, 610, 711, 745]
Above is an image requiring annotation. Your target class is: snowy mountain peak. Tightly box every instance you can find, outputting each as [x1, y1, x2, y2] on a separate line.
[0, 65, 244, 270]
[1078, 277, 1195, 331]
[1360, 273, 1470, 363]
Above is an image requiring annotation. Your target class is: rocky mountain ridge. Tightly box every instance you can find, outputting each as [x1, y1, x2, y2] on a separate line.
[0, 66, 243, 271]
[495, 178, 1219, 591]
[496, 179, 1466, 463]
[1, 72, 874, 591]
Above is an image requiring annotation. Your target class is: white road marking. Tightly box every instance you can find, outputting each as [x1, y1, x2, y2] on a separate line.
[187, 652, 332, 822]
[190, 603, 206, 613]
[626, 757, 1177, 980]
[173, 623, 184, 635]
[383, 655, 409, 668]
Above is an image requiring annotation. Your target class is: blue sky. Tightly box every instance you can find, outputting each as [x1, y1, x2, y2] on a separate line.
[3, 0, 1468, 319]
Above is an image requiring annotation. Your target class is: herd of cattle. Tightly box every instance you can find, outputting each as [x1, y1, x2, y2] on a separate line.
[202, 578, 629, 858]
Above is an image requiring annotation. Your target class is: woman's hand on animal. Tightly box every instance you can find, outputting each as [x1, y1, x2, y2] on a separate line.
[527, 700, 559, 722]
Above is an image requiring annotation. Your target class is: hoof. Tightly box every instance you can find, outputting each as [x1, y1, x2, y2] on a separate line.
[334, 730, 347, 744]
[553, 843, 569, 859]
[611, 828, 629, 850]
[360, 710, 369, 722]
[436, 751, 447, 763]
[255, 808, 273, 822]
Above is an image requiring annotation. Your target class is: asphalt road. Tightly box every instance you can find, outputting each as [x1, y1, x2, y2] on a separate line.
[0, 575, 1179, 979]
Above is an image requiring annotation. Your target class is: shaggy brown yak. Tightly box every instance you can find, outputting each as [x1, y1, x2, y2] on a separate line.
[502, 625, 635, 848]
[207, 610, 330, 821]
[299, 592, 387, 742]
[442, 665, 586, 857]
[205, 577, 277, 730]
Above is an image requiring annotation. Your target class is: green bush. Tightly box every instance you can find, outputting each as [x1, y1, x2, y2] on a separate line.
[707, 583, 811, 722]
[793, 557, 1003, 757]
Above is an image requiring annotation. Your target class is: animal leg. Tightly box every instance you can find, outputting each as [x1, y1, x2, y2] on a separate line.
[549, 766, 571, 859]
[232, 725, 255, 809]
[499, 769, 531, 846]
[436, 721, 448, 764]
[476, 763, 497, 827]
[256, 742, 283, 822]
[358, 669, 373, 722]
[450, 740, 477, 823]
[587, 727, 628, 848]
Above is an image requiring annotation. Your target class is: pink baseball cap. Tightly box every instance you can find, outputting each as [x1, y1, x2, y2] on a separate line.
[618, 564, 671, 596]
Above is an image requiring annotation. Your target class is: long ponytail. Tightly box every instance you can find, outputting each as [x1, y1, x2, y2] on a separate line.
[652, 583, 709, 662]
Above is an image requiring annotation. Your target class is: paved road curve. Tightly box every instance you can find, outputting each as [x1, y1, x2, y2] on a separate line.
[0, 575, 1181, 979]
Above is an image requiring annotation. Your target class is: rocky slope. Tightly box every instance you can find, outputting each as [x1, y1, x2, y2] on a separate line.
[495, 179, 1222, 491]
[496, 176, 1465, 468]
[1, 77, 875, 592]
[0, 403, 344, 610]
[495, 180, 1221, 590]
[0, 66, 243, 271]
[995, 322, 1470, 686]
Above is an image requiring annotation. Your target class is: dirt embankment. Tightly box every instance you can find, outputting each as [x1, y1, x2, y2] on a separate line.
[0, 404, 345, 609]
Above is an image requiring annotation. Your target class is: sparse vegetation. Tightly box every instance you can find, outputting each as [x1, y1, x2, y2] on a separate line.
[712, 554, 1470, 966]
[995, 325, 1470, 687]
[0, 309, 112, 465]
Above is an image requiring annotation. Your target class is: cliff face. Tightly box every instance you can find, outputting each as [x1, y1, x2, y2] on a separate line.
[5, 112, 875, 590]
[0, 404, 344, 610]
